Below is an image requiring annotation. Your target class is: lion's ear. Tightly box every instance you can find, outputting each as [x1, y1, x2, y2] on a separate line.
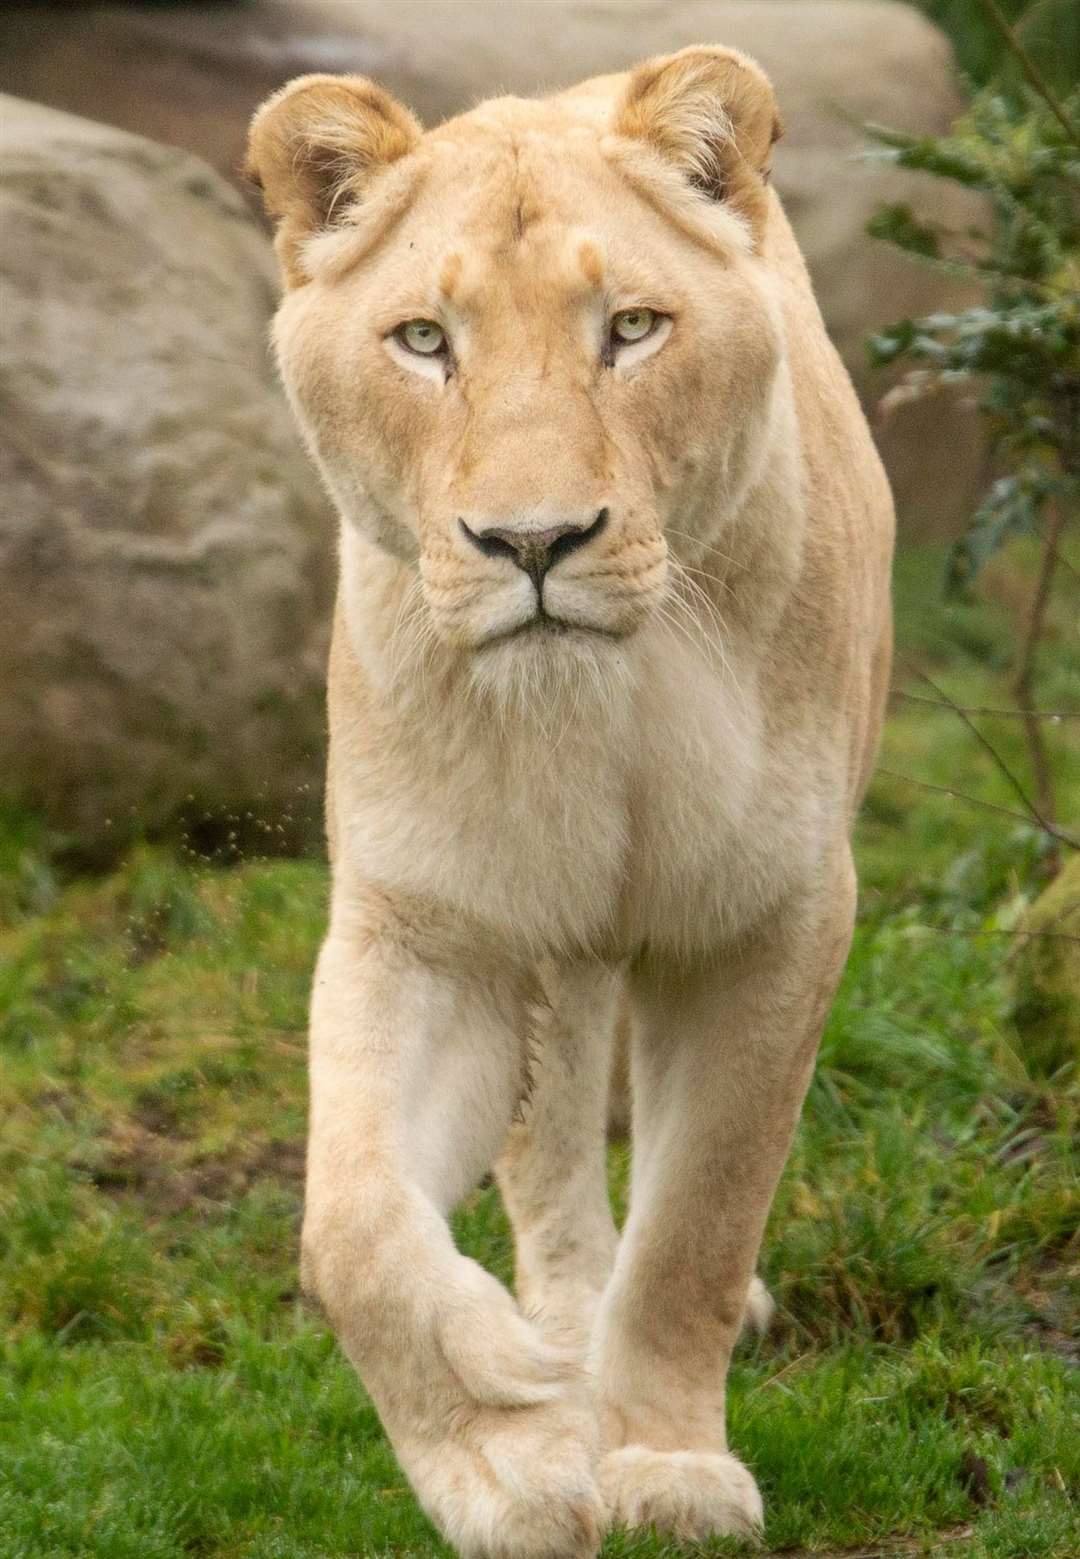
[613, 46, 782, 244]
[245, 74, 422, 285]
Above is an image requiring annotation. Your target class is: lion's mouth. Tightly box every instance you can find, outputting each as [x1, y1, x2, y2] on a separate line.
[477, 609, 623, 649]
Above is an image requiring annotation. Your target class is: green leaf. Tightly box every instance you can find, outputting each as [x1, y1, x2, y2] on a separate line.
[945, 476, 1045, 596]
[866, 204, 945, 259]
[866, 319, 918, 367]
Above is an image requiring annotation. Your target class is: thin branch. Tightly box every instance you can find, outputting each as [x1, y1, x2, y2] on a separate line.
[1006, 894, 1080, 964]
[745, 1352, 815, 1397]
[911, 921, 1080, 948]
[894, 691, 1080, 721]
[896, 659, 1080, 851]
[1033, 515, 1080, 587]
[1013, 501, 1067, 853]
[875, 766, 1078, 847]
[975, 0, 1080, 145]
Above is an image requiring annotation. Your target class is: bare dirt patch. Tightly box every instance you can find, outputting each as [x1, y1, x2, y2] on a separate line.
[78, 1122, 305, 1218]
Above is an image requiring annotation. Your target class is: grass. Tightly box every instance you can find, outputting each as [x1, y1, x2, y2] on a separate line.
[2, 540, 1078, 1558]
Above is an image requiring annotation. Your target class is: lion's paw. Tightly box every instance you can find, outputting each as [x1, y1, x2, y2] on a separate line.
[406, 1397, 604, 1559]
[599, 1445, 763, 1542]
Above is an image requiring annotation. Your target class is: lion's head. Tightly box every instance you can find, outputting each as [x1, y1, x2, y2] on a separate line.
[247, 48, 784, 679]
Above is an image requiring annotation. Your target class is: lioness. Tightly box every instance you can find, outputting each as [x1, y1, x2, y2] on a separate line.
[246, 44, 893, 1557]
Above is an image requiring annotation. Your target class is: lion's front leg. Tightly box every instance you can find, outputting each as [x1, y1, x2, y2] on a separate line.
[303, 903, 604, 1559]
[592, 856, 857, 1542]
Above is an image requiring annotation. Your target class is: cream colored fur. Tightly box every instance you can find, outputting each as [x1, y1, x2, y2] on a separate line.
[247, 45, 893, 1557]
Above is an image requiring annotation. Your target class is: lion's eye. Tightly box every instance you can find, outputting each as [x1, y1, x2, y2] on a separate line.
[396, 319, 447, 356]
[611, 308, 657, 345]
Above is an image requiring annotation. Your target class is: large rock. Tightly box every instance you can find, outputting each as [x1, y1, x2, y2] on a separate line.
[0, 0, 986, 535]
[0, 97, 333, 857]
[1011, 857, 1080, 1078]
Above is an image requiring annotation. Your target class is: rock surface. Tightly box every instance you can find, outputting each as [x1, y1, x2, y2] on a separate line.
[0, 0, 987, 534]
[1011, 856, 1080, 1077]
[0, 96, 333, 856]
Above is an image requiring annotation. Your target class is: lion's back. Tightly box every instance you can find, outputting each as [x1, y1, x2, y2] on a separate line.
[764, 189, 895, 812]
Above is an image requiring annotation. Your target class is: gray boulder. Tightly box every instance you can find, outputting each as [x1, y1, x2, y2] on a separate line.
[1, 0, 987, 535]
[0, 96, 333, 856]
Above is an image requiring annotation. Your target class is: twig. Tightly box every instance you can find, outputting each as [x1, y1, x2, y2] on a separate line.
[1013, 501, 1068, 862]
[897, 659, 1079, 851]
[1039, 529, 1080, 588]
[1006, 895, 1080, 965]
[746, 1351, 814, 1397]
[906, 920, 1080, 948]
[875, 765, 1075, 841]
[894, 691, 1080, 721]
[1030, 490, 1080, 585]
[975, 0, 1080, 145]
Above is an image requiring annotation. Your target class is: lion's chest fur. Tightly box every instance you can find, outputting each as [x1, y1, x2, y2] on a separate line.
[333, 631, 830, 959]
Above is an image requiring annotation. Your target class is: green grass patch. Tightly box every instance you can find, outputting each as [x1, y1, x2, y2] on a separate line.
[1, 541, 1078, 1556]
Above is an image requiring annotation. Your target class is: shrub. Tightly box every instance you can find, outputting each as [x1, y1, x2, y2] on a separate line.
[866, 30, 1079, 865]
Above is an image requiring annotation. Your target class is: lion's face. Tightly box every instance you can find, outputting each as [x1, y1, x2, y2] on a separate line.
[252, 53, 784, 668]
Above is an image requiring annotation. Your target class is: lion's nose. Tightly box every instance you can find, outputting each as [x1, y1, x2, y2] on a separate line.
[459, 508, 608, 587]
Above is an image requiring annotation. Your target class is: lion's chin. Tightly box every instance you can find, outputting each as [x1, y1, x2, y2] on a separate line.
[466, 614, 634, 713]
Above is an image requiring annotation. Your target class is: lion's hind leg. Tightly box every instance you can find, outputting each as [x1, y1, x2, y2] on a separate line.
[495, 961, 621, 1356]
[608, 999, 777, 1344]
